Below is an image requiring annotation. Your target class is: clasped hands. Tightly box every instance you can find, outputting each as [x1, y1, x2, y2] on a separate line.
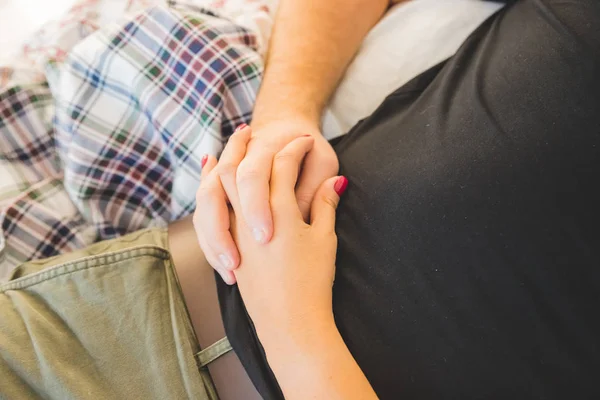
[192, 122, 346, 335]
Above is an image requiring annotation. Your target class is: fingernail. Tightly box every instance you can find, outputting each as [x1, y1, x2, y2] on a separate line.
[234, 123, 248, 132]
[219, 253, 233, 270]
[201, 154, 208, 168]
[252, 227, 267, 243]
[334, 176, 348, 196]
[217, 268, 232, 285]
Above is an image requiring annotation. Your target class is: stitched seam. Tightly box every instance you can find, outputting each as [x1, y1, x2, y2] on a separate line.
[0, 246, 170, 292]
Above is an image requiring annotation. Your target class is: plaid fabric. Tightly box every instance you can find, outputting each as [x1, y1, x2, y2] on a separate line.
[0, 179, 98, 268]
[0, 0, 266, 279]
[54, 6, 262, 237]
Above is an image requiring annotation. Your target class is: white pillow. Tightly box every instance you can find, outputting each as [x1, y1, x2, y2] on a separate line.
[322, 0, 504, 139]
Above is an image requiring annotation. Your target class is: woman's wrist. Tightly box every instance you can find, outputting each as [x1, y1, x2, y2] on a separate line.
[259, 313, 341, 371]
[257, 310, 337, 355]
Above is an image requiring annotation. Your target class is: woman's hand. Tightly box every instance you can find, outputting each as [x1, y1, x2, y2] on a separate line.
[237, 135, 344, 338]
[196, 125, 346, 334]
[193, 120, 339, 285]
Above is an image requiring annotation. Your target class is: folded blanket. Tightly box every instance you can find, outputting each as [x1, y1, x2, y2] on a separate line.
[0, 0, 268, 278]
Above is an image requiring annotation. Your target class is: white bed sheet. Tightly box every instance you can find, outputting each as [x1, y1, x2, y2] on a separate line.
[321, 0, 504, 139]
[0, 0, 77, 62]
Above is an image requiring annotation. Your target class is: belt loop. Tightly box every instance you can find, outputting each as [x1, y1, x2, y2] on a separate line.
[196, 336, 233, 367]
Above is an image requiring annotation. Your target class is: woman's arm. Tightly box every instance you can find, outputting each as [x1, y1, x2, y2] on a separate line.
[195, 126, 377, 399]
[260, 318, 378, 400]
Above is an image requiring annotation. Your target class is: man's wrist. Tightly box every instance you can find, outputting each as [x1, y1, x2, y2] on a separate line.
[252, 114, 320, 131]
[251, 103, 322, 133]
[250, 115, 323, 139]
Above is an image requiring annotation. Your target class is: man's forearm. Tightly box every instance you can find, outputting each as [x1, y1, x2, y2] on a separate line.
[251, 0, 391, 130]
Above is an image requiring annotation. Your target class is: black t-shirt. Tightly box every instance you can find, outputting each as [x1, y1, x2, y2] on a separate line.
[216, 0, 600, 398]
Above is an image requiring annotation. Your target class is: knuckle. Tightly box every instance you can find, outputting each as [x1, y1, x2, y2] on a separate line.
[231, 127, 245, 138]
[205, 254, 222, 271]
[195, 182, 218, 202]
[260, 138, 281, 153]
[324, 230, 337, 242]
[321, 193, 338, 210]
[217, 161, 238, 177]
[230, 129, 249, 144]
[265, 144, 279, 154]
[236, 166, 262, 185]
[329, 233, 338, 246]
[296, 191, 314, 207]
[195, 186, 208, 202]
[273, 151, 296, 169]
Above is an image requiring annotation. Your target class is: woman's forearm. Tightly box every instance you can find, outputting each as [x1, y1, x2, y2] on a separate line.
[260, 316, 379, 400]
[251, 0, 391, 130]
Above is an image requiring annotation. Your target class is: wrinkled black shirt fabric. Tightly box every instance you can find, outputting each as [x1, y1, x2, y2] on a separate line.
[216, 0, 600, 398]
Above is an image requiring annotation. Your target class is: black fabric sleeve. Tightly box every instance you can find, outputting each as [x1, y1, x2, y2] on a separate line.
[215, 273, 284, 399]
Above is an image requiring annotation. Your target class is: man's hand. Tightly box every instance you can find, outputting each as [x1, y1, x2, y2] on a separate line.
[293, 131, 339, 219]
[193, 122, 338, 284]
[194, 0, 388, 284]
[239, 120, 338, 230]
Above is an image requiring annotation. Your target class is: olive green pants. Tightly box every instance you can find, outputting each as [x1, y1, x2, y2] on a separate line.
[0, 229, 229, 399]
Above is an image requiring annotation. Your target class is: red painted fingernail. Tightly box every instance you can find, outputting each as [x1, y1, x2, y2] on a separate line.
[234, 123, 248, 132]
[201, 154, 208, 168]
[334, 176, 348, 196]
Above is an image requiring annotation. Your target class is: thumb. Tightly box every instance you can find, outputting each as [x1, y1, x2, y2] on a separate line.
[310, 176, 348, 232]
